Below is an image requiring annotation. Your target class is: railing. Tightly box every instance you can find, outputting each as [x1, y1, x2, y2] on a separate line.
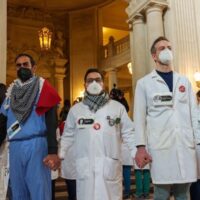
[100, 35, 131, 70]
[102, 35, 130, 59]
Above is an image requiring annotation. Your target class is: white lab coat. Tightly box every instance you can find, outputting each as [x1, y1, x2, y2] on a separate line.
[60, 100, 135, 200]
[59, 124, 76, 180]
[134, 70, 200, 184]
[196, 104, 200, 179]
[52, 125, 76, 180]
[121, 142, 133, 166]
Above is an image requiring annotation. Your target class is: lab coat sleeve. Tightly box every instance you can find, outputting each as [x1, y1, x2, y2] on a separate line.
[59, 108, 76, 159]
[134, 79, 147, 146]
[188, 81, 200, 144]
[120, 106, 136, 158]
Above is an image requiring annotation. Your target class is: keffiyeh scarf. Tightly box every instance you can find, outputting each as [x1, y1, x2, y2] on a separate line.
[83, 92, 109, 112]
[10, 76, 40, 124]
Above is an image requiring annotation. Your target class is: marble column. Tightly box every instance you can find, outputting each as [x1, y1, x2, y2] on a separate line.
[164, 0, 200, 88]
[145, 4, 164, 71]
[54, 58, 67, 112]
[0, 0, 7, 83]
[108, 70, 117, 92]
[129, 14, 147, 88]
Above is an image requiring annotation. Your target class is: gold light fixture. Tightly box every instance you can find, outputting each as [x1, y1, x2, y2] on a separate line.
[38, 0, 52, 51]
[194, 71, 200, 88]
[38, 27, 52, 51]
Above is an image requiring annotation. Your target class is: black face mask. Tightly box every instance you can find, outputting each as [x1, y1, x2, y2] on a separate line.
[17, 67, 33, 82]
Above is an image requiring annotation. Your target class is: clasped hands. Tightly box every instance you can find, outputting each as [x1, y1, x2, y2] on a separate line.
[43, 154, 61, 170]
[135, 146, 152, 168]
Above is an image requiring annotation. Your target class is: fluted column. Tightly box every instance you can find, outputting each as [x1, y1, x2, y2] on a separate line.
[54, 58, 67, 112]
[164, 0, 200, 88]
[129, 14, 147, 88]
[145, 4, 164, 71]
[108, 70, 117, 92]
[0, 0, 7, 83]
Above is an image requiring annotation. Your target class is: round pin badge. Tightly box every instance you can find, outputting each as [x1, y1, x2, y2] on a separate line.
[179, 85, 185, 93]
[93, 123, 101, 130]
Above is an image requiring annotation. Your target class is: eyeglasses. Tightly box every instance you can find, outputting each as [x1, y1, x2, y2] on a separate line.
[86, 77, 103, 84]
[16, 62, 30, 68]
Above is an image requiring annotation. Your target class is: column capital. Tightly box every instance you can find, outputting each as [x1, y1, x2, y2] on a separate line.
[54, 73, 66, 79]
[54, 58, 68, 67]
[145, 3, 166, 15]
[128, 13, 145, 27]
[54, 58, 67, 78]
[55, 66, 66, 76]
[126, 0, 168, 20]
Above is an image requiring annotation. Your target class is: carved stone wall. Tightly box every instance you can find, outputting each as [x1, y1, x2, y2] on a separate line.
[7, 4, 69, 88]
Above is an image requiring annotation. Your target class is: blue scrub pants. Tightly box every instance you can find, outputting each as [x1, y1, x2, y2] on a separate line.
[9, 137, 51, 200]
[123, 165, 132, 196]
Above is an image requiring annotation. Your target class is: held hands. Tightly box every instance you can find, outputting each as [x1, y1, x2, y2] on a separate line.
[135, 146, 152, 168]
[43, 154, 61, 170]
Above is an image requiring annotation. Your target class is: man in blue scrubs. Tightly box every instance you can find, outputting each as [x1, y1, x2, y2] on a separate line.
[0, 53, 61, 200]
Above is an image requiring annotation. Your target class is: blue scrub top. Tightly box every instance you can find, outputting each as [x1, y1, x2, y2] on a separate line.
[0, 97, 47, 141]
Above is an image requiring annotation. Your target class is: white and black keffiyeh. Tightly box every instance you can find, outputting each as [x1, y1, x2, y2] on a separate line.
[10, 77, 40, 124]
[83, 92, 109, 112]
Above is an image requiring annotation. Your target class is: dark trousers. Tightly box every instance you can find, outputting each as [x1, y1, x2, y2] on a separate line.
[123, 165, 132, 195]
[65, 179, 76, 200]
[52, 180, 56, 200]
[190, 180, 200, 200]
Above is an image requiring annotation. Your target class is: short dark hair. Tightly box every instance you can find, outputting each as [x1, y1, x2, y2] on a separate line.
[197, 90, 200, 98]
[84, 68, 104, 82]
[150, 36, 169, 54]
[15, 53, 36, 66]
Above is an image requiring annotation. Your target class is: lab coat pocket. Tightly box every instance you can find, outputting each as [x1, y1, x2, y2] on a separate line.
[148, 128, 173, 150]
[181, 128, 195, 148]
[76, 157, 89, 180]
[103, 157, 122, 181]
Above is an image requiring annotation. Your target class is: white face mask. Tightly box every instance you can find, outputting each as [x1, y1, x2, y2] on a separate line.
[158, 48, 173, 65]
[87, 81, 103, 95]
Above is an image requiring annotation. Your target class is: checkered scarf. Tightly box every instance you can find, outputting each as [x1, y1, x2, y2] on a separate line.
[83, 91, 109, 112]
[10, 76, 40, 124]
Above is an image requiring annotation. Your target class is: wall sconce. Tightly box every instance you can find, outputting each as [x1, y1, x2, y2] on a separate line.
[38, 0, 52, 51]
[38, 27, 52, 51]
[127, 62, 132, 75]
[194, 72, 200, 88]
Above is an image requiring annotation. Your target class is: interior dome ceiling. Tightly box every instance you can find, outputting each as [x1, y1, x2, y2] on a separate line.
[8, 0, 113, 11]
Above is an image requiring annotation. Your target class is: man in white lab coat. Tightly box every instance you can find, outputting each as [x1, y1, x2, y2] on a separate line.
[134, 36, 200, 200]
[60, 68, 136, 200]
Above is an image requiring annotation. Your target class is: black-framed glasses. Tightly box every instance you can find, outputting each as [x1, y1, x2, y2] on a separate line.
[16, 62, 30, 68]
[86, 77, 103, 84]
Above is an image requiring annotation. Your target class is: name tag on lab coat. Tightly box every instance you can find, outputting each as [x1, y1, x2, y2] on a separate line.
[7, 121, 21, 140]
[153, 92, 173, 106]
[77, 117, 94, 129]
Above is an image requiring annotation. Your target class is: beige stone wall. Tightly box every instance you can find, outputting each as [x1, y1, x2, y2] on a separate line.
[0, 0, 7, 84]
[69, 8, 99, 102]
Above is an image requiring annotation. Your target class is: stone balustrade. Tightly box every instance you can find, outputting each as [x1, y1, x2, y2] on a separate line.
[102, 35, 130, 59]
